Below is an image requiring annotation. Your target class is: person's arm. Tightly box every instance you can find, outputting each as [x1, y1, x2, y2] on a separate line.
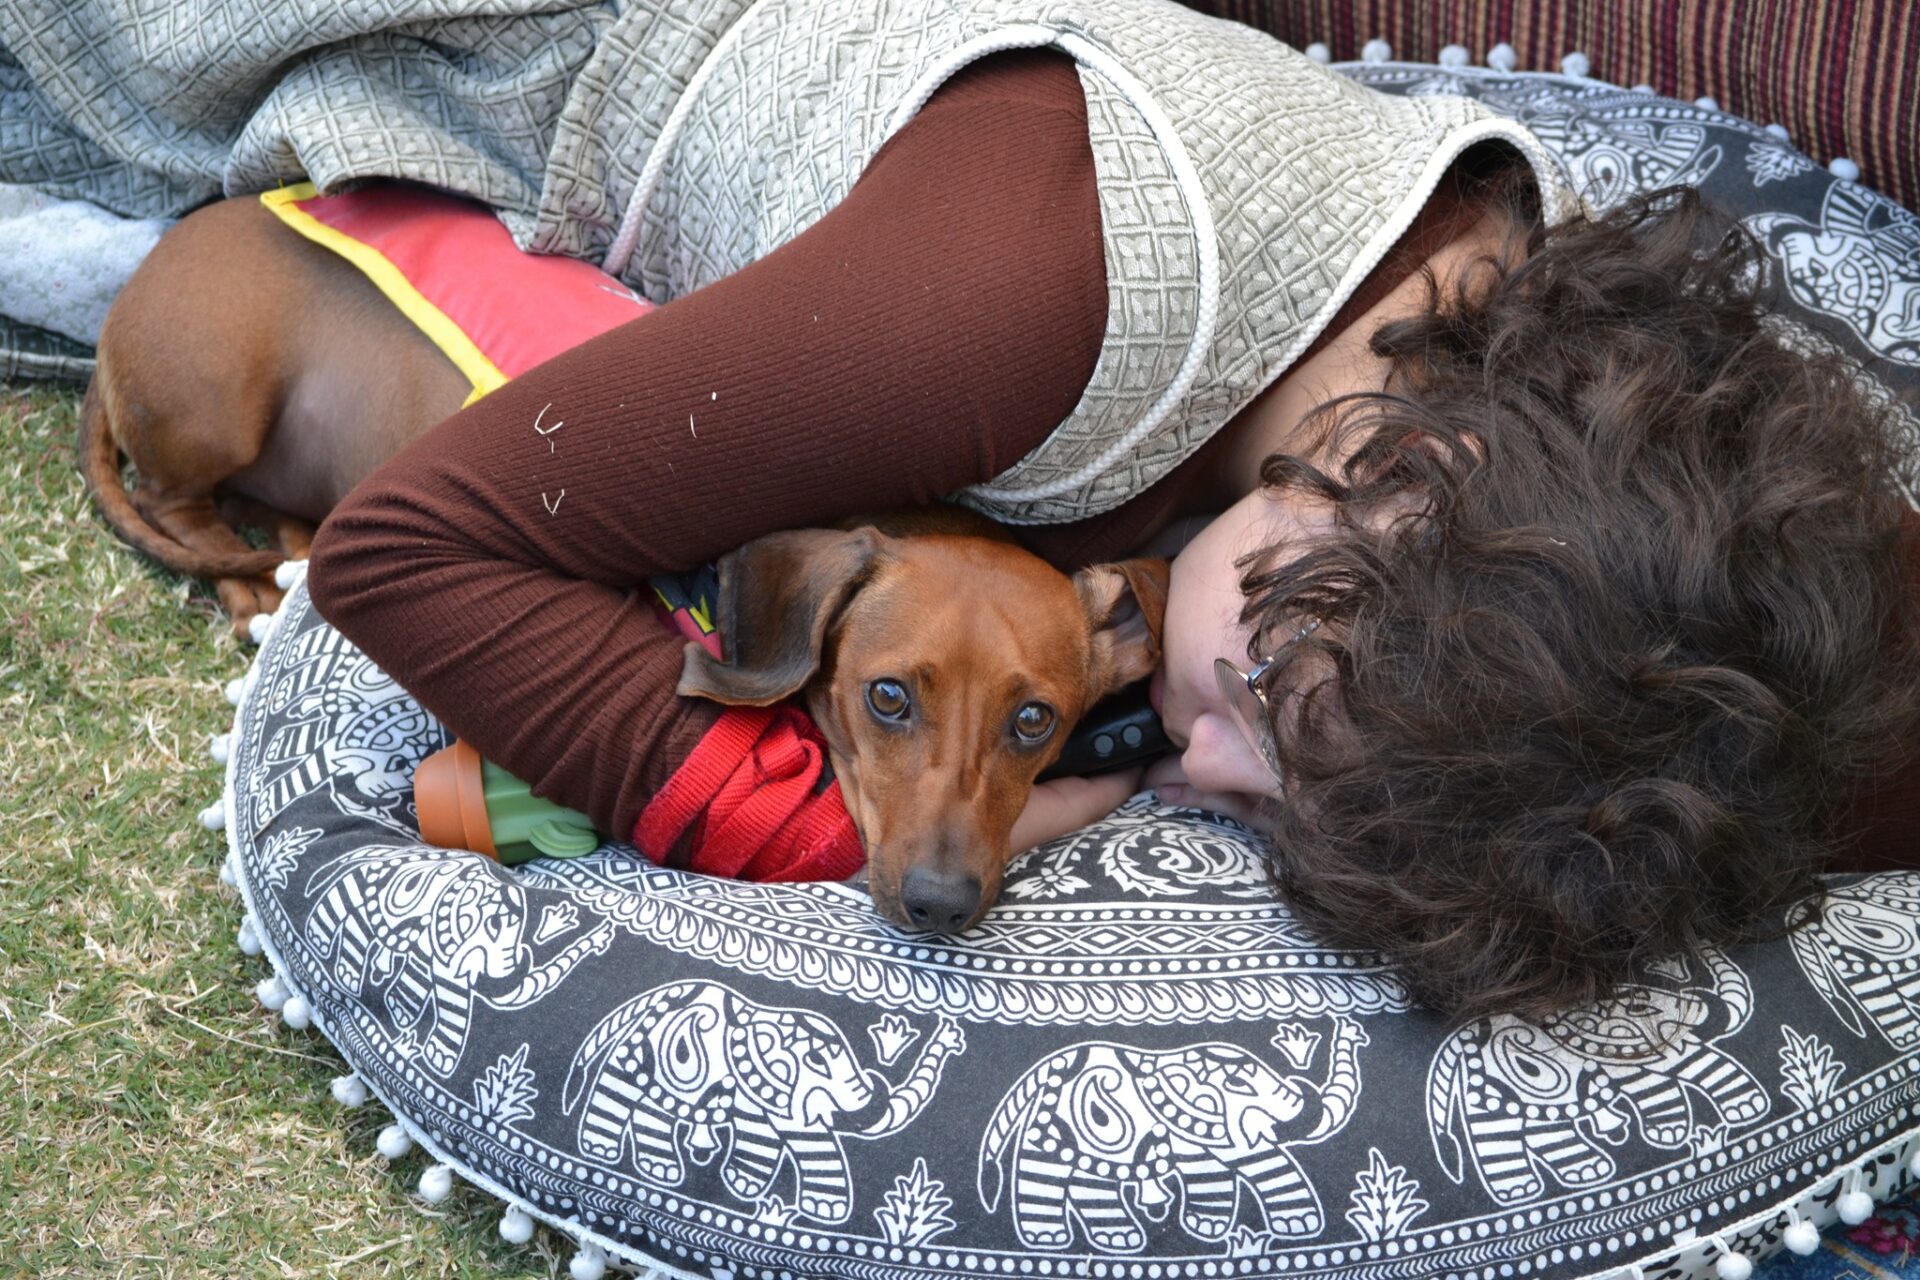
[306, 48, 1107, 842]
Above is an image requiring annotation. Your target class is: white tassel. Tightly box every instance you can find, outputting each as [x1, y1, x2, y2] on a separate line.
[1711, 1234, 1753, 1280]
[1838, 1167, 1875, 1224]
[236, 917, 262, 957]
[499, 1204, 535, 1244]
[224, 676, 247, 706]
[256, 975, 289, 1011]
[1695, 95, 1720, 111]
[1829, 157, 1861, 182]
[1632, 83, 1654, 94]
[1782, 1206, 1821, 1256]
[1765, 122, 1791, 142]
[248, 610, 277, 646]
[1559, 51, 1590, 77]
[377, 1123, 414, 1160]
[273, 559, 308, 591]
[1304, 41, 1331, 64]
[219, 855, 236, 888]
[281, 994, 311, 1031]
[569, 1243, 608, 1280]
[199, 800, 227, 831]
[1361, 37, 1392, 63]
[1438, 44, 1469, 68]
[209, 732, 231, 764]
[418, 1163, 455, 1204]
[330, 1073, 368, 1107]
[1487, 43, 1517, 72]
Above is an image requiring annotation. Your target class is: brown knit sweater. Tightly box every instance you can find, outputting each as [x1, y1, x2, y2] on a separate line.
[305, 47, 1500, 843]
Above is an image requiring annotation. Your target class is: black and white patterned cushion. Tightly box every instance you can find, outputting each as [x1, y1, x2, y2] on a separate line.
[222, 580, 1920, 1280]
[215, 64, 1920, 1280]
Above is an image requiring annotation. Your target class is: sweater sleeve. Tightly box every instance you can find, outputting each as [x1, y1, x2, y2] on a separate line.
[304, 47, 1107, 841]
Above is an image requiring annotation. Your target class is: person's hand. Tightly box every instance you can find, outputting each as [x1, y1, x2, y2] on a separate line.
[1143, 753, 1276, 834]
[1010, 765, 1145, 856]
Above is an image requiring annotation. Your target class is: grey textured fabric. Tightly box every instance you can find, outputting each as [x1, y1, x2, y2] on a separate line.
[0, 313, 92, 382]
[0, 0, 610, 226]
[6, 4, 1915, 512]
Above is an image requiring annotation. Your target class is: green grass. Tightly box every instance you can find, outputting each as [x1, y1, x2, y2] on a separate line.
[1, 382, 567, 1277]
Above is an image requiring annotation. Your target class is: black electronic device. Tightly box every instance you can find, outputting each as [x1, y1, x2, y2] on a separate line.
[1037, 680, 1172, 782]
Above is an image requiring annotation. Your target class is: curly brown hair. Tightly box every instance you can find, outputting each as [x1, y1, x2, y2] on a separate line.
[1240, 164, 1920, 1025]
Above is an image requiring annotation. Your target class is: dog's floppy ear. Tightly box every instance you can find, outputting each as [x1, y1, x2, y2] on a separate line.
[677, 527, 885, 706]
[1071, 555, 1170, 704]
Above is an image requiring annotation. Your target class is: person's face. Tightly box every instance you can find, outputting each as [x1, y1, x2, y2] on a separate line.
[1144, 483, 1337, 817]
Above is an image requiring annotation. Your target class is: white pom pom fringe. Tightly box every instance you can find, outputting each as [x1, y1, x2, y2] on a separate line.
[256, 975, 289, 1011]
[569, 1243, 608, 1280]
[199, 800, 227, 831]
[419, 1163, 455, 1204]
[1783, 1212, 1821, 1256]
[1765, 122, 1791, 141]
[237, 917, 262, 957]
[1908, 1147, 1920, 1177]
[1712, 1234, 1753, 1280]
[1438, 44, 1469, 68]
[1695, 94, 1720, 111]
[1559, 50, 1589, 77]
[219, 855, 236, 888]
[1304, 41, 1331, 64]
[209, 732, 231, 764]
[377, 1123, 414, 1160]
[1838, 1187, 1875, 1224]
[281, 995, 311, 1031]
[224, 676, 247, 706]
[330, 1074, 368, 1107]
[273, 559, 308, 591]
[1486, 43, 1517, 72]
[1829, 156, 1861, 181]
[1361, 37, 1391, 62]
[499, 1204, 535, 1245]
[248, 610, 277, 646]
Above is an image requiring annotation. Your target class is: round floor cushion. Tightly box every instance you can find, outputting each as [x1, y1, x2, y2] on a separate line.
[221, 574, 1920, 1280]
[216, 55, 1920, 1280]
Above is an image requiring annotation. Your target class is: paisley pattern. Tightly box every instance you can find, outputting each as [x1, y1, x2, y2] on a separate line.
[227, 580, 1920, 1279]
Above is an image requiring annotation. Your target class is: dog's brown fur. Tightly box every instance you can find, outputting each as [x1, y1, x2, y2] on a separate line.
[79, 196, 468, 636]
[77, 193, 1169, 931]
[682, 505, 1167, 930]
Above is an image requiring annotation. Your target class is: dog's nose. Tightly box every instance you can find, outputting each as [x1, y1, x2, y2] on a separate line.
[899, 868, 982, 932]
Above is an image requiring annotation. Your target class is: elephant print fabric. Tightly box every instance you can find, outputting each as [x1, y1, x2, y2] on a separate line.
[978, 1024, 1369, 1251]
[1426, 948, 1770, 1209]
[225, 579, 1920, 1280]
[1792, 877, 1920, 1050]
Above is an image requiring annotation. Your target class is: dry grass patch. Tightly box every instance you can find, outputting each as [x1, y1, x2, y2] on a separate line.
[2, 382, 561, 1277]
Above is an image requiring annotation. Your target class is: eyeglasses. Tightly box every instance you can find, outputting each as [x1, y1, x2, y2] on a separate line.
[1214, 617, 1322, 781]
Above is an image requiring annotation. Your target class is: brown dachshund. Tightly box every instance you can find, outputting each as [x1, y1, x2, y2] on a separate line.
[78, 195, 470, 638]
[76, 193, 1169, 931]
[681, 504, 1166, 931]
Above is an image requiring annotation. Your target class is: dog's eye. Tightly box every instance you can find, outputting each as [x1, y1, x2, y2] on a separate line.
[867, 679, 911, 722]
[1013, 702, 1056, 743]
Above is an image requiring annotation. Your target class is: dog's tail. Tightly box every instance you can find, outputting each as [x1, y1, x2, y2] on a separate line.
[76, 376, 285, 580]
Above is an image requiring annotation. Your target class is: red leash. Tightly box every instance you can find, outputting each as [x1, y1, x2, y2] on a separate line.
[633, 705, 864, 882]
